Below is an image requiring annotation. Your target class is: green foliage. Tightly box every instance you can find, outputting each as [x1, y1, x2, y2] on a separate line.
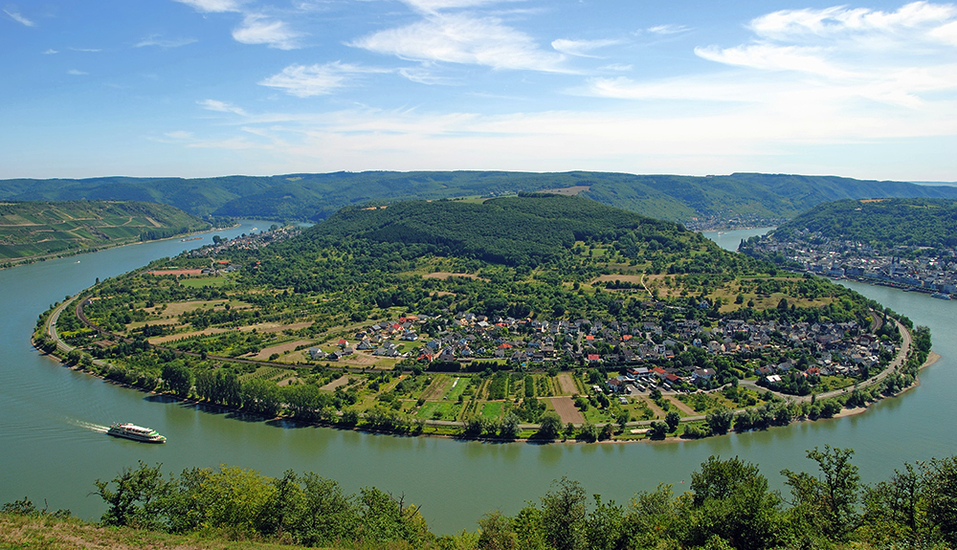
[0, 200, 209, 261]
[768, 198, 957, 250]
[7, 172, 957, 225]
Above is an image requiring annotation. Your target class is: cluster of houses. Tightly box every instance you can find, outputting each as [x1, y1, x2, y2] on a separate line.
[747, 231, 957, 297]
[305, 309, 894, 395]
[189, 226, 301, 259]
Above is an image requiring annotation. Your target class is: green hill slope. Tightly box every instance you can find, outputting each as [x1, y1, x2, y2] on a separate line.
[761, 198, 957, 249]
[4, 171, 956, 224]
[0, 200, 211, 263]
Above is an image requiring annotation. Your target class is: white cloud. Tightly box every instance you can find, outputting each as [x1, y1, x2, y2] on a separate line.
[647, 24, 688, 35]
[694, 44, 856, 79]
[4, 7, 35, 27]
[164, 130, 195, 140]
[173, 0, 244, 13]
[232, 14, 302, 49]
[67, 69, 88, 75]
[749, 2, 957, 45]
[551, 38, 620, 57]
[198, 99, 249, 116]
[400, 0, 522, 15]
[259, 62, 392, 97]
[353, 13, 568, 72]
[69, 47, 101, 52]
[136, 34, 197, 48]
[42, 48, 57, 54]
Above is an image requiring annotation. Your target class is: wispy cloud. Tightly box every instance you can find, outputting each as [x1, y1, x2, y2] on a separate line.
[353, 12, 568, 72]
[4, 6, 35, 27]
[646, 24, 689, 35]
[173, 0, 244, 13]
[551, 38, 620, 58]
[67, 69, 88, 75]
[42, 48, 57, 54]
[400, 0, 523, 15]
[198, 99, 249, 116]
[232, 13, 302, 49]
[135, 34, 197, 48]
[259, 62, 392, 97]
[69, 47, 101, 52]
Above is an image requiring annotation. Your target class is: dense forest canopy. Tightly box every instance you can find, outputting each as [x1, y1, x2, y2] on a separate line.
[768, 198, 957, 249]
[3, 171, 956, 225]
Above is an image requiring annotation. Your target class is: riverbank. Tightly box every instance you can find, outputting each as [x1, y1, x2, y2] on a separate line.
[0, 222, 239, 272]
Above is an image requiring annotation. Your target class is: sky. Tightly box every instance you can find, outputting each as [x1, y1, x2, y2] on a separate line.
[2, 0, 956, 181]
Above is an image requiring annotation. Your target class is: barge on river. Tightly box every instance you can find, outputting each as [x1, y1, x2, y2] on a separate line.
[107, 423, 166, 443]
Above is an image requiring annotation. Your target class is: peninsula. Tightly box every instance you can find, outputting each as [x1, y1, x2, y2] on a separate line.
[36, 195, 930, 441]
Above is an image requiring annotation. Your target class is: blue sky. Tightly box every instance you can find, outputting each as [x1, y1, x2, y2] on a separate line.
[2, 0, 956, 180]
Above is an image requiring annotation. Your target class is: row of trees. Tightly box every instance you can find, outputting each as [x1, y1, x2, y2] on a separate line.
[17, 447, 953, 549]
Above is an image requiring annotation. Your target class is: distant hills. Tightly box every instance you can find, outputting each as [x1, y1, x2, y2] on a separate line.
[4, 172, 957, 226]
[0, 200, 210, 263]
[753, 198, 957, 249]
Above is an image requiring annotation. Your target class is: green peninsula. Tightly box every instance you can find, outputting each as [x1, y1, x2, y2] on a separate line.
[39, 195, 928, 441]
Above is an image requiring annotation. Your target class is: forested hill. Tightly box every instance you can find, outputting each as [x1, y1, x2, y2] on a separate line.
[0, 200, 211, 263]
[306, 195, 682, 267]
[765, 198, 957, 248]
[3, 171, 956, 225]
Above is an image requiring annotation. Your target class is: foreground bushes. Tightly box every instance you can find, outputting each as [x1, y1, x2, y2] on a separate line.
[9, 447, 957, 549]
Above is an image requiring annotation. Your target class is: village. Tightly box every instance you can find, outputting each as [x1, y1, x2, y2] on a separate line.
[745, 230, 957, 297]
[307, 307, 895, 397]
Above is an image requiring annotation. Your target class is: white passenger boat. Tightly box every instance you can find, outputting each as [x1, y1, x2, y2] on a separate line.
[107, 423, 166, 443]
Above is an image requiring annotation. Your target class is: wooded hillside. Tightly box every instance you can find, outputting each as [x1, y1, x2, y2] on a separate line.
[0, 200, 211, 263]
[3, 171, 955, 225]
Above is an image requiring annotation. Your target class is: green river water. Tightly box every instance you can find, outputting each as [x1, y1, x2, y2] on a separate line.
[0, 224, 954, 534]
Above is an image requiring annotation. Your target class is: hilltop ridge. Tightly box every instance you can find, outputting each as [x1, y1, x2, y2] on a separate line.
[4, 171, 956, 226]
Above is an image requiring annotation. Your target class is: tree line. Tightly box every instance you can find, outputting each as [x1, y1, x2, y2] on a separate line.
[8, 447, 957, 550]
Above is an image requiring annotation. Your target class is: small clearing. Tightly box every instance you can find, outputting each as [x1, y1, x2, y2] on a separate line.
[422, 272, 489, 282]
[251, 340, 313, 360]
[149, 327, 228, 344]
[320, 376, 353, 391]
[557, 374, 578, 395]
[665, 396, 697, 416]
[421, 376, 451, 401]
[550, 396, 585, 424]
[539, 185, 590, 196]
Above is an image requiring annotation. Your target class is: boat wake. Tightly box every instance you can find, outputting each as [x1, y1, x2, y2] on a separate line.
[70, 419, 109, 434]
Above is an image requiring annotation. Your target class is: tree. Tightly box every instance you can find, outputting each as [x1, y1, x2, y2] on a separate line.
[478, 511, 517, 550]
[94, 461, 172, 530]
[686, 456, 782, 550]
[539, 478, 586, 550]
[649, 421, 668, 440]
[923, 456, 957, 545]
[499, 413, 520, 439]
[665, 411, 680, 432]
[706, 407, 733, 435]
[537, 412, 562, 440]
[781, 446, 860, 542]
[161, 363, 192, 397]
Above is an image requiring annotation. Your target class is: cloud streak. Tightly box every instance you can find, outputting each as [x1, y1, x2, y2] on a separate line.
[353, 12, 568, 72]
[259, 62, 393, 97]
[3, 7, 35, 27]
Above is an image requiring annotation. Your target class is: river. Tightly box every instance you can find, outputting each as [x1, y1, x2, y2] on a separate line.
[0, 224, 954, 534]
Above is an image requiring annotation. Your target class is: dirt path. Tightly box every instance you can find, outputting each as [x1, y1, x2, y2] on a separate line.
[421, 376, 451, 401]
[664, 396, 696, 416]
[250, 340, 313, 360]
[550, 396, 584, 424]
[637, 396, 668, 419]
[557, 374, 578, 395]
[320, 376, 353, 391]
